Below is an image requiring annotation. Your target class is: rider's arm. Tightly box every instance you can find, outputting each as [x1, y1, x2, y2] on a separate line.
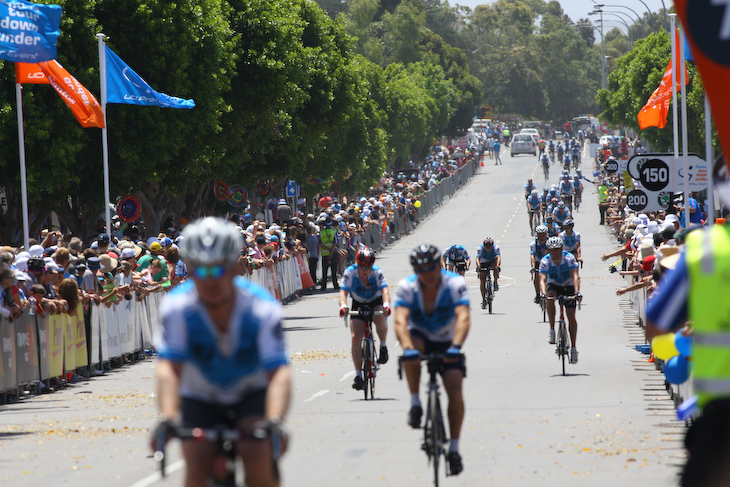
[576, 241, 582, 261]
[571, 267, 580, 294]
[538, 273, 547, 295]
[381, 286, 392, 308]
[452, 304, 470, 347]
[338, 289, 349, 308]
[156, 359, 183, 420]
[466, 258, 471, 270]
[394, 306, 413, 350]
[265, 365, 291, 421]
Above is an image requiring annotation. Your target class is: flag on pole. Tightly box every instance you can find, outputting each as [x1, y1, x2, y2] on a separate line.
[637, 30, 689, 130]
[104, 45, 195, 109]
[0, 0, 62, 62]
[15, 61, 105, 128]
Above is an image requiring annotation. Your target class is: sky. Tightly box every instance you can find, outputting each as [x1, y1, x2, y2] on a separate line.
[452, 0, 669, 31]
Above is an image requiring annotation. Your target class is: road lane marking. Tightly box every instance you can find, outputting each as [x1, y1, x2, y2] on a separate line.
[128, 460, 185, 487]
[340, 370, 356, 382]
[305, 390, 330, 402]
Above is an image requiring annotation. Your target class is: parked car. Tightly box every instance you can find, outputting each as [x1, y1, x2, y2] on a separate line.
[511, 133, 536, 156]
[520, 128, 540, 144]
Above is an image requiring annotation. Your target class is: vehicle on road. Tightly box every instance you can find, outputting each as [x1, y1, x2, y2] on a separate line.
[520, 128, 540, 144]
[510, 134, 536, 156]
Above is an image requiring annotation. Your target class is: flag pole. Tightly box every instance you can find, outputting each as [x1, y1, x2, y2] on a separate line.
[705, 94, 714, 226]
[669, 14, 681, 226]
[97, 33, 111, 238]
[15, 81, 30, 250]
[679, 25, 690, 228]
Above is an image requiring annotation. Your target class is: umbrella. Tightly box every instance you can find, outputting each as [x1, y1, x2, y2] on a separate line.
[452, 151, 465, 159]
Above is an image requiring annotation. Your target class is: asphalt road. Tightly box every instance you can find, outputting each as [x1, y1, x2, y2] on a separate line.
[0, 148, 685, 487]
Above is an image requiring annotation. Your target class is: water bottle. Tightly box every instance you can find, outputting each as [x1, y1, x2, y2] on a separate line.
[29, 297, 36, 315]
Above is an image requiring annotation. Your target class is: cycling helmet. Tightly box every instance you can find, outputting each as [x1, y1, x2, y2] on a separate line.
[180, 217, 243, 266]
[547, 236, 564, 249]
[543, 187, 548, 192]
[356, 248, 376, 267]
[535, 225, 548, 235]
[410, 244, 440, 267]
[550, 184, 556, 190]
[564, 219, 574, 226]
[531, 189, 538, 196]
[483, 237, 494, 246]
[551, 198, 558, 205]
[576, 168, 582, 174]
[558, 201, 565, 208]
[546, 214, 554, 222]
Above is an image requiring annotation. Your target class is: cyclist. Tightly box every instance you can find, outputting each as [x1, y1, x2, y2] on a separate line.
[556, 142, 565, 163]
[154, 217, 291, 487]
[530, 225, 550, 304]
[540, 187, 550, 222]
[548, 140, 556, 163]
[572, 173, 584, 208]
[545, 213, 561, 237]
[526, 189, 543, 234]
[559, 174, 574, 212]
[552, 201, 572, 229]
[524, 178, 536, 200]
[563, 153, 571, 173]
[339, 248, 391, 391]
[443, 244, 471, 275]
[559, 219, 582, 265]
[538, 138, 546, 160]
[540, 152, 550, 180]
[476, 237, 501, 308]
[539, 237, 581, 364]
[548, 184, 560, 202]
[394, 244, 470, 475]
[571, 144, 580, 168]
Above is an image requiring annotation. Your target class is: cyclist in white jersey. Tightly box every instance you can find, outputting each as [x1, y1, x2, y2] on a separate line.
[530, 225, 550, 303]
[526, 189, 543, 233]
[476, 238, 501, 308]
[154, 217, 291, 487]
[552, 201, 572, 228]
[339, 248, 391, 391]
[395, 244, 470, 476]
[539, 237, 581, 364]
[559, 219, 582, 265]
[442, 244, 471, 275]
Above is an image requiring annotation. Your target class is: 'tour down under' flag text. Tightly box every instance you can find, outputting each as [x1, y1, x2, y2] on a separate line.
[0, 0, 62, 62]
[104, 45, 195, 109]
[16, 61, 105, 128]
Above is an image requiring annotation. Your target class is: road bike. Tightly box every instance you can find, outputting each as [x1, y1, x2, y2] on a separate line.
[574, 190, 581, 211]
[528, 210, 540, 236]
[344, 307, 384, 400]
[398, 353, 465, 487]
[549, 149, 555, 164]
[453, 259, 467, 276]
[572, 153, 581, 170]
[154, 420, 284, 487]
[542, 161, 549, 180]
[543, 295, 581, 376]
[477, 265, 496, 314]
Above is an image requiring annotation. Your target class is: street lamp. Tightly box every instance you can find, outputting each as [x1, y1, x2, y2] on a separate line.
[600, 12, 636, 48]
[593, 3, 644, 39]
[588, 8, 606, 90]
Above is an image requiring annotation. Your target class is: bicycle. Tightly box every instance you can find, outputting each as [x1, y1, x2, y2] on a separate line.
[453, 259, 467, 276]
[542, 161, 549, 180]
[154, 420, 284, 487]
[344, 307, 384, 400]
[549, 149, 555, 165]
[574, 191, 581, 211]
[477, 265, 496, 314]
[528, 210, 540, 236]
[543, 295, 581, 376]
[398, 352, 465, 487]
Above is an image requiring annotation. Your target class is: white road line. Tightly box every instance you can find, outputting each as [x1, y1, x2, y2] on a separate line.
[340, 370, 356, 382]
[128, 460, 185, 487]
[305, 390, 330, 402]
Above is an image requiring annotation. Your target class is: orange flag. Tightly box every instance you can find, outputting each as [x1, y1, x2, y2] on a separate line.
[15, 61, 105, 129]
[637, 30, 689, 131]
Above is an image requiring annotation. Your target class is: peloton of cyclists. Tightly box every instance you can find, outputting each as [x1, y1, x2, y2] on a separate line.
[538, 237, 581, 364]
[338, 248, 391, 391]
[395, 244, 470, 476]
[526, 189, 543, 235]
[530, 225, 549, 304]
[476, 237, 501, 308]
[559, 219, 582, 265]
[442, 244, 471, 275]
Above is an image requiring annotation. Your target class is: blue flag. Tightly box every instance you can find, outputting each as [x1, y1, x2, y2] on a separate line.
[105, 45, 195, 109]
[0, 0, 62, 62]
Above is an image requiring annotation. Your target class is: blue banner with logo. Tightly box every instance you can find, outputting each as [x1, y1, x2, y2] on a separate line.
[105, 45, 195, 109]
[0, 0, 62, 62]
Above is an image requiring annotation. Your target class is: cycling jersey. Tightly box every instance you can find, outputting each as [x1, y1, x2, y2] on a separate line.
[341, 264, 388, 303]
[539, 251, 579, 286]
[557, 145, 564, 155]
[530, 238, 549, 262]
[540, 155, 549, 165]
[548, 141, 555, 150]
[559, 181, 573, 195]
[553, 208, 571, 225]
[572, 178, 582, 190]
[524, 182, 536, 194]
[156, 278, 288, 405]
[527, 194, 542, 210]
[546, 221, 561, 237]
[548, 189, 560, 200]
[559, 230, 581, 253]
[477, 243, 501, 262]
[394, 271, 469, 342]
[444, 245, 470, 263]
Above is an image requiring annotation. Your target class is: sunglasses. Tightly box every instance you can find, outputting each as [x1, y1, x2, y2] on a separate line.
[415, 264, 438, 274]
[193, 264, 226, 280]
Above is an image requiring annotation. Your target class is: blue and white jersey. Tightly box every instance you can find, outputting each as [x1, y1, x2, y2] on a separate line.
[559, 230, 581, 253]
[548, 188, 560, 200]
[557, 144, 564, 155]
[341, 264, 388, 303]
[540, 154, 549, 165]
[155, 277, 288, 405]
[524, 181, 536, 194]
[553, 207, 571, 225]
[477, 243, 500, 262]
[527, 194, 542, 210]
[572, 178, 582, 190]
[530, 238, 549, 260]
[559, 180, 573, 195]
[539, 251, 579, 286]
[548, 140, 555, 150]
[541, 192, 550, 205]
[394, 271, 470, 342]
[546, 221, 561, 237]
[445, 245, 470, 262]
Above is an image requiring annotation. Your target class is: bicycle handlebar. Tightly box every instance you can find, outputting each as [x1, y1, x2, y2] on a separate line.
[397, 352, 465, 380]
[343, 309, 385, 327]
[541, 294, 582, 310]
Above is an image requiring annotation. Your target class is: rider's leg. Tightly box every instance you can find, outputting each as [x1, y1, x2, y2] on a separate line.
[546, 290, 557, 330]
[239, 413, 281, 487]
[182, 439, 215, 487]
[443, 368, 465, 441]
[493, 263, 500, 285]
[404, 335, 425, 399]
[350, 319, 365, 374]
[479, 270, 487, 301]
[567, 307, 578, 348]
[373, 312, 388, 348]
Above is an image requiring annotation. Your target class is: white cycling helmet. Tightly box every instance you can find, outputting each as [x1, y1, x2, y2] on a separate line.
[547, 236, 564, 249]
[535, 225, 549, 235]
[531, 189, 538, 195]
[180, 217, 243, 266]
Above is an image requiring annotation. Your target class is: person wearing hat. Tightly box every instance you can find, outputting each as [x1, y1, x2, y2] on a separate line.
[137, 241, 168, 282]
[276, 198, 292, 225]
[318, 216, 339, 290]
[97, 233, 112, 255]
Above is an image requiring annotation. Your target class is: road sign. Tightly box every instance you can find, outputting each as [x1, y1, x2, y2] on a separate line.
[286, 180, 298, 198]
[627, 153, 708, 192]
[604, 159, 619, 174]
[483, 104, 492, 117]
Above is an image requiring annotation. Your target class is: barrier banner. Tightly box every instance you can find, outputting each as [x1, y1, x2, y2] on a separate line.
[104, 306, 121, 359]
[48, 313, 63, 377]
[36, 313, 50, 379]
[133, 295, 147, 351]
[73, 308, 88, 368]
[98, 304, 108, 363]
[1, 319, 16, 390]
[15, 313, 38, 384]
[64, 313, 76, 371]
[141, 295, 155, 349]
[90, 304, 101, 365]
[296, 254, 314, 288]
[116, 298, 135, 354]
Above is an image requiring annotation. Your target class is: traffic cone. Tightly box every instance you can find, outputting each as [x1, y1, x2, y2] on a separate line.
[480, 156, 484, 167]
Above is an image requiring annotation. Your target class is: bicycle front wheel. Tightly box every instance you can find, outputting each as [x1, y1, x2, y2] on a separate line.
[559, 323, 567, 376]
[429, 389, 445, 487]
[487, 280, 493, 315]
[362, 340, 371, 400]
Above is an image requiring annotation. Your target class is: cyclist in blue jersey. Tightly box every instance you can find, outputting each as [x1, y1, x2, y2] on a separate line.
[571, 145, 580, 168]
[541, 188, 550, 222]
[442, 244, 471, 275]
[476, 237, 501, 308]
[552, 201, 572, 228]
[544, 214, 561, 237]
[339, 248, 392, 391]
[548, 140, 556, 163]
[572, 173, 583, 203]
[559, 219, 582, 264]
[540, 153, 550, 180]
[530, 225, 549, 303]
[154, 217, 291, 487]
[559, 174, 574, 212]
[563, 153, 571, 173]
[548, 184, 560, 201]
[526, 189, 543, 234]
[557, 142, 565, 162]
[539, 237, 581, 363]
[395, 244, 470, 475]
[524, 178, 536, 200]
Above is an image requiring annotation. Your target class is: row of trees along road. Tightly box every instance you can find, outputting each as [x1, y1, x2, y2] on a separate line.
[0, 0, 629, 242]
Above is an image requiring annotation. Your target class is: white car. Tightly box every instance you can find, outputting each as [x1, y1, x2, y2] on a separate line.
[520, 128, 540, 143]
[599, 135, 616, 147]
[511, 133, 536, 156]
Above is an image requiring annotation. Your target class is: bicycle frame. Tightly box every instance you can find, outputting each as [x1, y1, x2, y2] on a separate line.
[544, 295, 581, 375]
[345, 308, 384, 400]
[477, 266, 495, 313]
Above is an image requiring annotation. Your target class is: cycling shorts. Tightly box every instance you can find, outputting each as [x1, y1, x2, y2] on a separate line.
[478, 260, 498, 273]
[409, 329, 466, 375]
[546, 284, 577, 309]
[351, 296, 383, 312]
[181, 389, 267, 429]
